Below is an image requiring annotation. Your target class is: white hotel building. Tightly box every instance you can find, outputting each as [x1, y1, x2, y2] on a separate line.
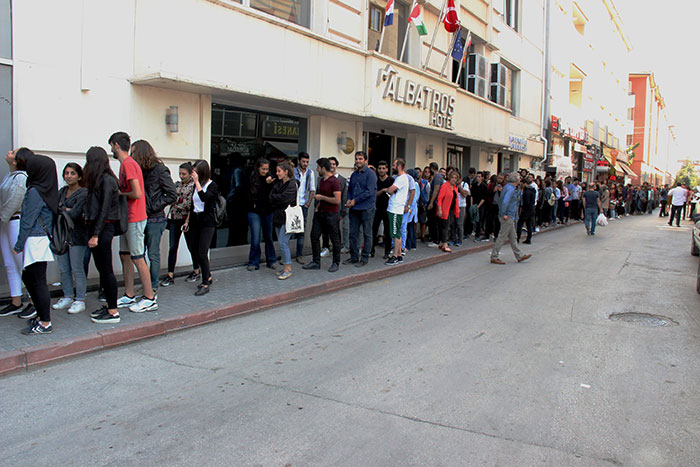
[0, 0, 546, 279]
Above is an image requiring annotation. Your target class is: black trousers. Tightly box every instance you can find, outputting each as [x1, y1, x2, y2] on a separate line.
[570, 200, 580, 220]
[167, 219, 199, 273]
[372, 208, 391, 255]
[659, 200, 667, 217]
[484, 205, 500, 239]
[669, 205, 682, 226]
[311, 211, 340, 264]
[189, 213, 215, 286]
[427, 207, 439, 243]
[517, 210, 535, 242]
[23, 261, 50, 322]
[438, 218, 450, 244]
[89, 223, 118, 310]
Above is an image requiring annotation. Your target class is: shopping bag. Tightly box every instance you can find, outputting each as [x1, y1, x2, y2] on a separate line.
[596, 213, 608, 226]
[285, 205, 304, 234]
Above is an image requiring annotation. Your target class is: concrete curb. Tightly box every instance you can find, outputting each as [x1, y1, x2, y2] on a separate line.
[0, 222, 577, 376]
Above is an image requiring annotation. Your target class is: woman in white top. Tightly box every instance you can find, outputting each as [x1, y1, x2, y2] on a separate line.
[0, 150, 28, 316]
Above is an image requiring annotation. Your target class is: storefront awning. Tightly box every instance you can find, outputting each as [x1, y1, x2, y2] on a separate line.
[618, 163, 636, 177]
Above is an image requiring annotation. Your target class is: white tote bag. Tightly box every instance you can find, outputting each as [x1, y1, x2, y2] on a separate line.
[285, 205, 304, 234]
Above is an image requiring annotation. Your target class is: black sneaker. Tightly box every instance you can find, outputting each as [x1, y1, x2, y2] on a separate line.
[91, 308, 120, 324]
[302, 261, 320, 270]
[194, 284, 210, 296]
[343, 258, 359, 265]
[90, 306, 107, 319]
[17, 304, 37, 319]
[385, 256, 400, 266]
[21, 321, 52, 335]
[397, 255, 403, 263]
[0, 303, 22, 316]
[160, 276, 175, 287]
[185, 271, 201, 283]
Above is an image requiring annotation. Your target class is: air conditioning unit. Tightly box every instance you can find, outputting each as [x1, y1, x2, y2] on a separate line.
[467, 54, 487, 78]
[490, 83, 506, 106]
[490, 63, 507, 86]
[468, 77, 488, 98]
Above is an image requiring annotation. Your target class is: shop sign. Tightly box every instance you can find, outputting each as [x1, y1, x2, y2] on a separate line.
[263, 121, 299, 139]
[509, 135, 527, 152]
[377, 64, 455, 130]
[574, 143, 587, 153]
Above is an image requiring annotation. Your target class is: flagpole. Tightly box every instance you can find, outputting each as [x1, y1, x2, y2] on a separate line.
[423, 0, 448, 71]
[400, 0, 418, 62]
[378, 24, 387, 53]
[440, 27, 459, 78]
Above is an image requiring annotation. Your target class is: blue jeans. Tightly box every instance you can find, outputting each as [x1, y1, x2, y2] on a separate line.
[295, 205, 309, 257]
[349, 208, 374, 261]
[248, 212, 276, 267]
[57, 245, 88, 301]
[144, 220, 167, 290]
[276, 224, 292, 265]
[406, 221, 417, 249]
[584, 208, 598, 233]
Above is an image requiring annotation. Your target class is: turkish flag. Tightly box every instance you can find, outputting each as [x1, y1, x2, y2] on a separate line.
[443, 0, 459, 33]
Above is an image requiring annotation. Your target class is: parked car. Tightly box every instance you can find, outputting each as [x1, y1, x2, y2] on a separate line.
[691, 213, 700, 293]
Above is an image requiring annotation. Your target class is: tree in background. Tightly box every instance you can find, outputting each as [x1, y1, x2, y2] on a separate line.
[674, 159, 700, 188]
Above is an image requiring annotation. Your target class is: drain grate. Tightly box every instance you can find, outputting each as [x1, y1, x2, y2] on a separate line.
[609, 312, 678, 327]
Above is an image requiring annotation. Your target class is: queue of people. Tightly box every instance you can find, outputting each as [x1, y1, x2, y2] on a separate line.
[0, 137, 663, 335]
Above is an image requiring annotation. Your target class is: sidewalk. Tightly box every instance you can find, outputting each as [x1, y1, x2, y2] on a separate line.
[0, 222, 577, 375]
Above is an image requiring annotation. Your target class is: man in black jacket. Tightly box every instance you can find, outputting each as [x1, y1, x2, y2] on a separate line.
[517, 178, 536, 244]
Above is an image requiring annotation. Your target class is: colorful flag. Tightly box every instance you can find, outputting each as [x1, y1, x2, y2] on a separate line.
[443, 0, 459, 33]
[451, 28, 464, 61]
[408, 3, 428, 36]
[464, 30, 472, 53]
[384, 0, 394, 27]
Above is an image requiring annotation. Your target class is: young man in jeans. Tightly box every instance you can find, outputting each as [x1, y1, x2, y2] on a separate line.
[109, 132, 158, 313]
[293, 152, 315, 264]
[302, 158, 341, 272]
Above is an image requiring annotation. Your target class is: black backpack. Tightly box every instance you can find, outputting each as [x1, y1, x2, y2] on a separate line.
[214, 194, 227, 227]
[39, 211, 74, 256]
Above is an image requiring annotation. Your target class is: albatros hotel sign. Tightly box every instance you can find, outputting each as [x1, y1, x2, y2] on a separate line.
[377, 64, 455, 130]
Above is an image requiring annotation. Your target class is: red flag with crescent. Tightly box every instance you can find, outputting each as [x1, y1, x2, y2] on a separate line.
[443, 0, 459, 33]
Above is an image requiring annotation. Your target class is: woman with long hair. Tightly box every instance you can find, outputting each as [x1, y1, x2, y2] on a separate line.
[186, 160, 218, 296]
[160, 162, 199, 287]
[130, 139, 176, 293]
[53, 162, 88, 314]
[246, 158, 276, 271]
[269, 160, 298, 280]
[83, 147, 122, 324]
[436, 171, 460, 253]
[0, 149, 28, 317]
[13, 148, 58, 334]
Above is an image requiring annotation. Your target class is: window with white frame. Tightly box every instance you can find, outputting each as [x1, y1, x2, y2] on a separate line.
[250, 0, 310, 28]
[369, 4, 383, 32]
[504, 0, 519, 31]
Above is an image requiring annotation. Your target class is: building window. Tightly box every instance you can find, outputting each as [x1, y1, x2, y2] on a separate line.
[569, 64, 585, 108]
[504, 0, 519, 31]
[626, 134, 633, 147]
[572, 3, 587, 36]
[250, 0, 310, 28]
[369, 4, 383, 32]
[627, 107, 634, 121]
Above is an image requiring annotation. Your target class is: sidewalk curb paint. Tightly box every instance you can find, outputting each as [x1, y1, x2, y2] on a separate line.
[0, 222, 577, 376]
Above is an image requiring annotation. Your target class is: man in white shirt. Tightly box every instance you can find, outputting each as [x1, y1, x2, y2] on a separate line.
[294, 152, 315, 263]
[668, 183, 687, 227]
[385, 159, 410, 265]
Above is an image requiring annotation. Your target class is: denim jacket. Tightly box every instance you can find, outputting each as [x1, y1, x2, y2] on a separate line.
[14, 187, 54, 252]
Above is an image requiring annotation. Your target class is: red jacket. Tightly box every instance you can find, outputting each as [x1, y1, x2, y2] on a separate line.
[436, 182, 459, 220]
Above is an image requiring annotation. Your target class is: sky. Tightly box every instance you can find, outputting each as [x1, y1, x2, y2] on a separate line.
[615, 0, 699, 170]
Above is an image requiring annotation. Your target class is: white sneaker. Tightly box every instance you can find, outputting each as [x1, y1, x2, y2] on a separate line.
[320, 248, 330, 257]
[52, 297, 73, 310]
[129, 296, 158, 313]
[117, 295, 137, 308]
[340, 247, 350, 254]
[534, 227, 540, 233]
[67, 300, 86, 314]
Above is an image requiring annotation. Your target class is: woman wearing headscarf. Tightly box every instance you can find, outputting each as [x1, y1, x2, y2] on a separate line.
[13, 148, 57, 334]
[0, 149, 28, 317]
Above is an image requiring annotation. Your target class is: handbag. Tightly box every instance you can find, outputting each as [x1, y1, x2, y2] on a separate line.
[285, 204, 304, 234]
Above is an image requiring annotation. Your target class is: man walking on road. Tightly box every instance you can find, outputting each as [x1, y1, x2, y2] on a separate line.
[582, 182, 603, 235]
[344, 151, 377, 266]
[490, 173, 531, 265]
[668, 182, 686, 227]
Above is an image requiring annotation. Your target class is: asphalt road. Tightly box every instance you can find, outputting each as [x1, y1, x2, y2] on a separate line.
[2, 214, 699, 466]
